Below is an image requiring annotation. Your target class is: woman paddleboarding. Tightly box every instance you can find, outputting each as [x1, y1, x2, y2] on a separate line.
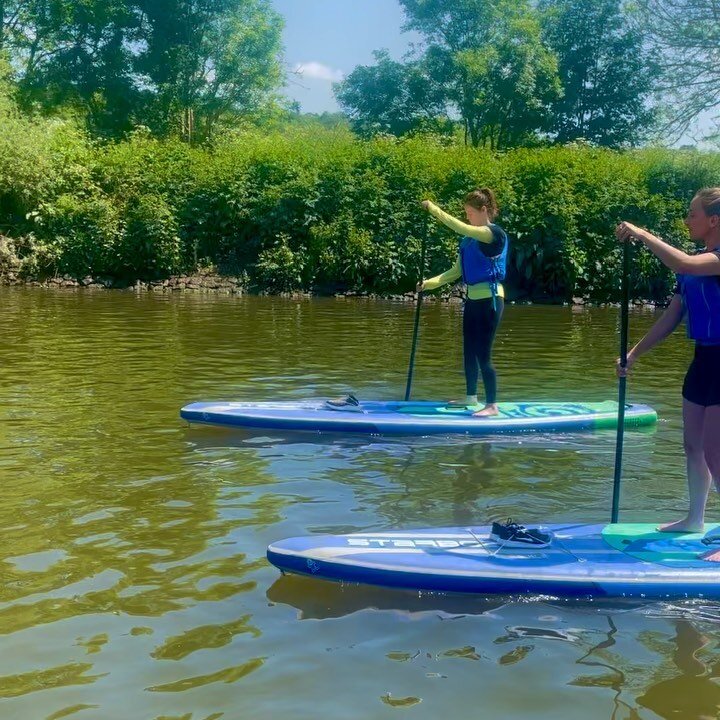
[616, 187, 720, 533]
[418, 189, 508, 417]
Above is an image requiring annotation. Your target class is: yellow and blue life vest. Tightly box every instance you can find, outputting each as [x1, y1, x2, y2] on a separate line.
[459, 224, 508, 307]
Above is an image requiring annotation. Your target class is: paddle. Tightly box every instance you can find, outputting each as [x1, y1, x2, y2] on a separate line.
[404, 219, 428, 402]
[610, 238, 631, 523]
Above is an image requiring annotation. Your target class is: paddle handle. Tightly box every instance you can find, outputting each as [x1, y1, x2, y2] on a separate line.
[404, 221, 428, 401]
[611, 239, 631, 523]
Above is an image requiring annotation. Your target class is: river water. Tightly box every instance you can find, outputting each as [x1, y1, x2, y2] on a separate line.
[1, 288, 717, 720]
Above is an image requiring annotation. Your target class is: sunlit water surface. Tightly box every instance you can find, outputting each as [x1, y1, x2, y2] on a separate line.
[1, 288, 716, 720]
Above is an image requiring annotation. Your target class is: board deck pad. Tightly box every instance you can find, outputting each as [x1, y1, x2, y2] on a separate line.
[181, 399, 657, 435]
[601, 524, 720, 567]
[267, 523, 720, 599]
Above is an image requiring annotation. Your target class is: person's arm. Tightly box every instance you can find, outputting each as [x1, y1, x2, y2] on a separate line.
[617, 294, 685, 376]
[616, 223, 720, 276]
[423, 200, 494, 244]
[420, 257, 462, 292]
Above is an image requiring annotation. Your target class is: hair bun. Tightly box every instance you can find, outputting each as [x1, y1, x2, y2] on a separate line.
[464, 188, 499, 219]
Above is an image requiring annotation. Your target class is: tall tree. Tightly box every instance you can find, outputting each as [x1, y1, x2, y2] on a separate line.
[400, 0, 562, 148]
[134, 0, 283, 140]
[335, 49, 450, 138]
[540, 0, 659, 146]
[1, 0, 284, 139]
[639, 0, 720, 140]
[3, 0, 138, 134]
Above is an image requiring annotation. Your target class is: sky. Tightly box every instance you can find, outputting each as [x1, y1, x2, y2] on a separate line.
[270, 0, 418, 114]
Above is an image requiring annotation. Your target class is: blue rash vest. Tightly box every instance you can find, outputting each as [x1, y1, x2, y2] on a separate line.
[677, 250, 720, 344]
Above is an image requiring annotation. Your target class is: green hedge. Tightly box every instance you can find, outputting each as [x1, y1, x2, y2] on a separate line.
[1, 106, 718, 301]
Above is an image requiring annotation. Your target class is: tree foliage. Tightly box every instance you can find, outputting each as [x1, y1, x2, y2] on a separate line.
[336, 0, 661, 149]
[335, 0, 562, 149]
[396, 0, 564, 148]
[1, 0, 284, 138]
[540, 0, 659, 146]
[335, 49, 450, 138]
[639, 0, 720, 141]
[134, 0, 283, 139]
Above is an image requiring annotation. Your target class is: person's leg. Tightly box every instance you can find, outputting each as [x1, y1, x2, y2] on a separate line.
[699, 404, 720, 545]
[703, 405, 720, 492]
[701, 349, 720, 490]
[659, 398, 710, 532]
[473, 298, 504, 417]
[462, 300, 480, 404]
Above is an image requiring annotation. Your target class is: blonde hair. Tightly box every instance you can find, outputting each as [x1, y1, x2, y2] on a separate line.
[694, 187, 720, 216]
[464, 187, 499, 220]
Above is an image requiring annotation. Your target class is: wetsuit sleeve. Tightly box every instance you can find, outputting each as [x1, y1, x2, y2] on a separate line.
[423, 257, 462, 291]
[426, 201, 494, 244]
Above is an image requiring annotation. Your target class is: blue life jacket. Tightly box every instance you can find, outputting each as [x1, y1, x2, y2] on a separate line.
[677, 271, 720, 343]
[459, 224, 508, 285]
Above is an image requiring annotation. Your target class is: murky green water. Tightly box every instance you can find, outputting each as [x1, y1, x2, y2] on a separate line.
[2, 287, 718, 720]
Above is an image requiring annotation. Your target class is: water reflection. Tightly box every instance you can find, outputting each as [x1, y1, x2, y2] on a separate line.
[269, 573, 720, 719]
[267, 574, 506, 620]
[636, 620, 720, 720]
[447, 443, 498, 524]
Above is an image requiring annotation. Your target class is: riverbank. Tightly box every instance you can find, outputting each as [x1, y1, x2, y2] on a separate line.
[0, 270, 446, 301]
[1, 270, 247, 294]
[0, 272, 666, 307]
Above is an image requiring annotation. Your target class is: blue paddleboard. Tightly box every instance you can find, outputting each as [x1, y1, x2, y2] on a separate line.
[181, 399, 657, 435]
[267, 524, 720, 600]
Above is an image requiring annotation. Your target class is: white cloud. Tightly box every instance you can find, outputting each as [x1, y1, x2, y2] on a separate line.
[293, 61, 344, 83]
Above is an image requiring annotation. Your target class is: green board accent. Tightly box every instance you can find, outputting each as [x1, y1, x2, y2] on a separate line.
[401, 401, 612, 417]
[395, 401, 657, 427]
[593, 408, 658, 430]
[602, 523, 720, 564]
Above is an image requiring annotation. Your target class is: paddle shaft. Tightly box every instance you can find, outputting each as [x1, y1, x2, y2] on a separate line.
[404, 222, 428, 401]
[611, 239, 631, 523]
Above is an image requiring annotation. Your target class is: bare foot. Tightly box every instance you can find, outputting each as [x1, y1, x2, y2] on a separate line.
[657, 518, 704, 533]
[473, 404, 499, 418]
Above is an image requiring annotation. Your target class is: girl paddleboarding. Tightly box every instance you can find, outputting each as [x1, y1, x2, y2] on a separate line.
[616, 188, 720, 533]
[419, 189, 509, 418]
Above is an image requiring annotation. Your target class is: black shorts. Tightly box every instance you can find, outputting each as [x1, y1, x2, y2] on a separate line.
[682, 344, 720, 407]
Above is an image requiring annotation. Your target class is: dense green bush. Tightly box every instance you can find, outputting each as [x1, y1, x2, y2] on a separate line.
[1, 105, 719, 301]
[0, 95, 89, 235]
[35, 193, 123, 277]
[119, 194, 182, 279]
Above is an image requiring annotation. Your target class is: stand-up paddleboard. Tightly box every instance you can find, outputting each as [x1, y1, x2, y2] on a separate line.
[267, 523, 720, 600]
[181, 400, 657, 435]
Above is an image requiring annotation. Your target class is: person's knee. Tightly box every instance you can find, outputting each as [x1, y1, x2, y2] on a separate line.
[685, 433, 704, 458]
[704, 444, 720, 478]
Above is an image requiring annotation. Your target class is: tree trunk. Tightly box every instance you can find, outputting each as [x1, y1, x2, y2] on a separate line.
[468, 115, 482, 148]
[182, 98, 188, 140]
[181, 107, 194, 143]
